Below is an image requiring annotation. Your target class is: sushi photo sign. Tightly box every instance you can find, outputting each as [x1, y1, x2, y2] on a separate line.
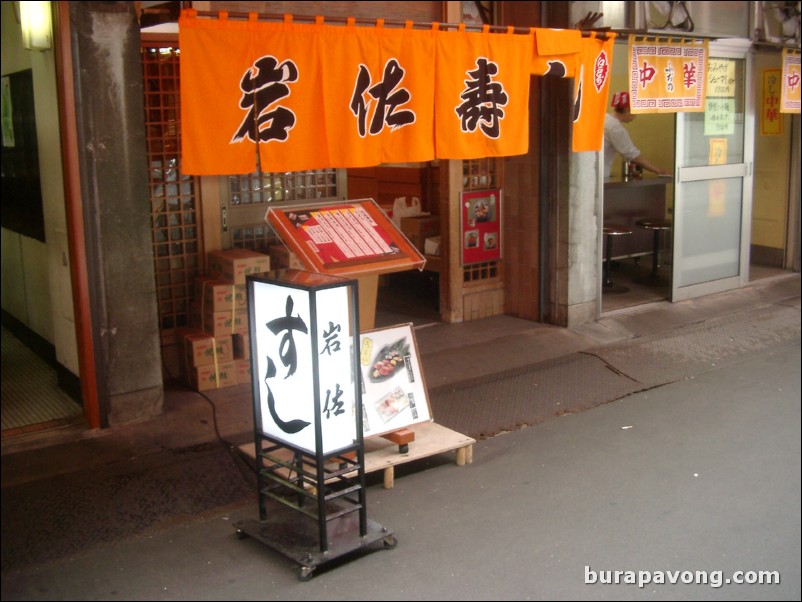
[359, 323, 432, 438]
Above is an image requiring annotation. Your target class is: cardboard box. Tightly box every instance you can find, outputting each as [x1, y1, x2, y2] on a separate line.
[194, 276, 246, 312]
[190, 302, 248, 338]
[186, 360, 238, 392]
[236, 358, 253, 384]
[202, 308, 249, 338]
[178, 329, 233, 368]
[233, 333, 250, 360]
[207, 249, 270, 285]
[424, 235, 441, 256]
[400, 215, 440, 252]
[268, 245, 305, 270]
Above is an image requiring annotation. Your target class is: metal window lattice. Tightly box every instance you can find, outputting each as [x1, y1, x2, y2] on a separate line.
[229, 170, 339, 253]
[143, 46, 200, 332]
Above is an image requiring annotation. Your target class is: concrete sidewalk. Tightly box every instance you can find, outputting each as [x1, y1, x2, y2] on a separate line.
[1, 274, 799, 482]
[419, 274, 801, 439]
[1, 298, 799, 599]
[416, 273, 801, 391]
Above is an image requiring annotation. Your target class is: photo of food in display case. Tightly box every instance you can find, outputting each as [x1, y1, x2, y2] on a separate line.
[471, 198, 494, 223]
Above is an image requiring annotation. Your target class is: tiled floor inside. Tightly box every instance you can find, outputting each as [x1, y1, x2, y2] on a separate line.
[1, 326, 83, 437]
[602, 258, 792, 314]
[601, 257, 671, 313]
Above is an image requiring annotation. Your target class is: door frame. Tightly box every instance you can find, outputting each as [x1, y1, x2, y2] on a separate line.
[671, 39, 755, 302]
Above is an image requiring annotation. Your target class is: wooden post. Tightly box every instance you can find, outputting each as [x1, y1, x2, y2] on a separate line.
[357, 274, 378, 331]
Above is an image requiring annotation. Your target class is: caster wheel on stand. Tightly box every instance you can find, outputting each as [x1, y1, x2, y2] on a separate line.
[298, 566, 315, 582]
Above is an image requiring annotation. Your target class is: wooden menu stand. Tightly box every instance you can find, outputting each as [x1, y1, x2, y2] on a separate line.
[264, 199, 427, 333]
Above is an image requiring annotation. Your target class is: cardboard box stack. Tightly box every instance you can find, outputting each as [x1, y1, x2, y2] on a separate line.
[268, 244, 305, 270]
[177, 329, 237, 392]
[400, 215, 440, 253]
[181, 249, 270, 391]
[207, 248, 271, 285]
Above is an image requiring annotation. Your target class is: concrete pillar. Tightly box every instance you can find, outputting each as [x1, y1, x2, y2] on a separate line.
[566, 151, 601, 327]
[69, 1, 163, 425]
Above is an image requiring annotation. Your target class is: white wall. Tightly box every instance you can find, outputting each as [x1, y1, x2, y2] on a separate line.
[1, 1, 79, 376]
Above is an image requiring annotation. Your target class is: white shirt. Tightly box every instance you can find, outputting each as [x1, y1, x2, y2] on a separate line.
[603, 113, 640, 178]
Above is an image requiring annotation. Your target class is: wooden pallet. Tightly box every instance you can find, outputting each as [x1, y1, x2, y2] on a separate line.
[362, 421, 475, 488]
[239, 421, 475, 489]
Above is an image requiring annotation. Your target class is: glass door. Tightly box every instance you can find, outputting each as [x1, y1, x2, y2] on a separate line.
[671, 40, 754, 301]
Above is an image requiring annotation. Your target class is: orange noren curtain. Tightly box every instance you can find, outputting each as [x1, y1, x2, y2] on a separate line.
[180, 11, 258, 175]
[179, 10, 612, 175]
[572, 33, 615, 152]
[434, 25, 533, 159]
[531, 27, 582, 78]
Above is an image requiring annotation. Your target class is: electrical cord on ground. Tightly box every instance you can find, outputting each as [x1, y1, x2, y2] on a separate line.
[161, 358, 259, 480]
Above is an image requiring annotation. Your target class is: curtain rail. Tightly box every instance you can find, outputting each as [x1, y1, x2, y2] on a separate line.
[186, 9, 610, 39]
[593, 27, 723, 42]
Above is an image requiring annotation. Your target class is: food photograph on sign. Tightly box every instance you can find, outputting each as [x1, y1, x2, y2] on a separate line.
[359, 323, 432, 438]
[461, 189, 502, 265]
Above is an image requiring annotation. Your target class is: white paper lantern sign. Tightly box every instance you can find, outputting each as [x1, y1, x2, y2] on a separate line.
[248, 271, 360, 456]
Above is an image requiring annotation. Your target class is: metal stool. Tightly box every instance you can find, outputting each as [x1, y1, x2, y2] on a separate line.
[602, 225, 632, 292]
[635, 218, 671, 284]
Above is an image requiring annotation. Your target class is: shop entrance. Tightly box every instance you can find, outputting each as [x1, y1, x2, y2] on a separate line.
[671, 41, 754, 302]
[600, 39, 800, 313]
[601, 163, 675, 314]
[601, 39, 676, 315]
[347, 165, 443, 329]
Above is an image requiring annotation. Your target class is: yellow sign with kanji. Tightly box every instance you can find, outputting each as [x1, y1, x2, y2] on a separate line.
[707, 59, 736, 98]
[708, 138, 728, 165]
[781, 48, 801, 114]
[628, 35, 707, 113]
[761, 69, 782, 136]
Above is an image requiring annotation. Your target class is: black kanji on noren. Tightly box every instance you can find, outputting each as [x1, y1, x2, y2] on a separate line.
[350, 59, 415, 137]
[233, 56, 299, 144]
[455, 57, 508, 138]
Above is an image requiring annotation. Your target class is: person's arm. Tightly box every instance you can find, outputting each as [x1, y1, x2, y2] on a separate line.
[631, 155, 671, 177]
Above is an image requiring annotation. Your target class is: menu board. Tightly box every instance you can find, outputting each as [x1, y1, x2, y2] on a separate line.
[359, 323, 432, 438]
[266, 199, 425, 277]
